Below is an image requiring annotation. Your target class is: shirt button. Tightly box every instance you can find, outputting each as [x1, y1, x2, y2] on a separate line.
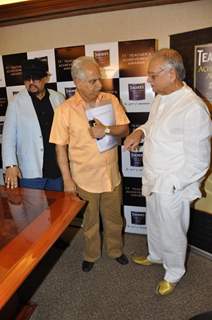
[40, 148, 43, 152]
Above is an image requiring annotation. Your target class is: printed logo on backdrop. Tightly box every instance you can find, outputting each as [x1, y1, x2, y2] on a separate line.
[56, 81, 76, 98]
[94, 49, 110, 67]
[85, 42, 119, 79]
[128, 83, 145, 100]
[118, 39, 155, 77]
[64, 87, 76, 98]
[0, 88, 8, 116]
[127, 112, 149, 133]
[123, 177, 145, 207]
[101, 78, 120, 98]
[124, 205, 147, 234]
[119, 76, 154, 112]
[2, 53, 27, 86]
[118, 38, 155, 113]
[55, 46, 85, 82]
[194, 43, 212, 110]
[193, 43, 212, 214]
[27, 49, 57, 83]
[121, 145, 144, 178]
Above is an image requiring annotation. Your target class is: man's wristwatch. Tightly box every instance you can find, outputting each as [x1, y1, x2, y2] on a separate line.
[104, 126, 111, 135]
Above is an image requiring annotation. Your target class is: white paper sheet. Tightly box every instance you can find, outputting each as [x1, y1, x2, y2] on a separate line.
[86, 104, 118, 152]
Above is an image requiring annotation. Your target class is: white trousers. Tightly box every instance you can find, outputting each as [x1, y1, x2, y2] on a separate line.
[146, 192, 190, 283]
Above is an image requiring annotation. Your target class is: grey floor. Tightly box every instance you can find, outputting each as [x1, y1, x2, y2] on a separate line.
[31, 228, 212, 320]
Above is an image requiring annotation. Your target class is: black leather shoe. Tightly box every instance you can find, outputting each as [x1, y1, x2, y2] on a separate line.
[82, 260, 94, 272]
[116, 254, 129, 265]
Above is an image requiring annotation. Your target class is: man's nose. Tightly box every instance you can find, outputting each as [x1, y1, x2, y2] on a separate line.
[96, 79, 102, 90]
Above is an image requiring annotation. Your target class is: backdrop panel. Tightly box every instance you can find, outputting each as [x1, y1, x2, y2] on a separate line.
[0, 39, 156, 233]
[170, 27, 212, 254]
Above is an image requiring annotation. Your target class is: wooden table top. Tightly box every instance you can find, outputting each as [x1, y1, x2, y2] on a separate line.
[0, 186, 85, 309]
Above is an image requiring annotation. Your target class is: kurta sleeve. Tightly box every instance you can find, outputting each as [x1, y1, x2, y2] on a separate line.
[173, 104, 211, 190]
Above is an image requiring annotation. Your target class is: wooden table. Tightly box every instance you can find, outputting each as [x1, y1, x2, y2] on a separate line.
[0, 186, 85, 311]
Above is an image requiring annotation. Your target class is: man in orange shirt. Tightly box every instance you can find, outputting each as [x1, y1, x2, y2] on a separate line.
[50, 56, 130, 272]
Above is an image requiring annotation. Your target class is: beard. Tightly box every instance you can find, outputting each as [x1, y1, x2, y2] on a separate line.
[28, 84, 46, 98]
[28, 84, 39, 94]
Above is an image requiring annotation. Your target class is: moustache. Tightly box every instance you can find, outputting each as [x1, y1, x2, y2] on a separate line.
[29, 84, 38, 90]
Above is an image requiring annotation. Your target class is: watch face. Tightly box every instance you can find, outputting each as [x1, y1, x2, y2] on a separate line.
[105, 127, 110, 134]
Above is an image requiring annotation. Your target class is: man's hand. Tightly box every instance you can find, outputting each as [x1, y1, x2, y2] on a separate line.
[63, 179, 77, 194]
[5, 166, 22, 189]
[124, 130, 144, 151]
[89, 118, 106, 139]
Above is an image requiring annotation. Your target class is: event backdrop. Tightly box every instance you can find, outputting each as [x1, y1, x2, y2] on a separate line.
[193, 42, 212, 214]
[0, 39, 156, 234]
[170, 27, 212, 254]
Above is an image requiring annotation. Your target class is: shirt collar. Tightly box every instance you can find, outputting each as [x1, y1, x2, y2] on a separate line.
[160, 82, 186, 102]
[74, 90, 104, 107]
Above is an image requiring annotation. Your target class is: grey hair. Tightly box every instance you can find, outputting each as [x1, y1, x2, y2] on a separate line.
[71, 56, 99, 80]
[153, 48, 186, 80]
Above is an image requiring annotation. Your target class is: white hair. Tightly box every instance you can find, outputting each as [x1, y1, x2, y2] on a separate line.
[71, 56, 99, 80]
[153, 48, 186, 80]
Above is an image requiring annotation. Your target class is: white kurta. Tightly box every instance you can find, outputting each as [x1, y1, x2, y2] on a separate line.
[138, 83, 211, 282]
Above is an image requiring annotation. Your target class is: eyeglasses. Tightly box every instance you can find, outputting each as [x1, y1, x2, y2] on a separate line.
[148, 67, 170, 80]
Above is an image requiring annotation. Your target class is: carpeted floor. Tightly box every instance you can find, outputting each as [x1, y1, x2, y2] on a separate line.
[31, 227, 212, 320]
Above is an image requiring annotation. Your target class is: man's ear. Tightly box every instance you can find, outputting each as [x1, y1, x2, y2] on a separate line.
[74, 78, 81, 88]
[44, 74, 50, 83]
[169, 68, 177, 83]
[47, 72, 52, 82]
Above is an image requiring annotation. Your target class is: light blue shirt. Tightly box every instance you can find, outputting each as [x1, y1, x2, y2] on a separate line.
[2, 88, 65, 178]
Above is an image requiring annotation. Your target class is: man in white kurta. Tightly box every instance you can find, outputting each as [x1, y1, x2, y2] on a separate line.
[124, 48, 211, 295]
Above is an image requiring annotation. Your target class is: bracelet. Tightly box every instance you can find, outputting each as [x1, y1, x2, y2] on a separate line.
[6, 165, 17, 169]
